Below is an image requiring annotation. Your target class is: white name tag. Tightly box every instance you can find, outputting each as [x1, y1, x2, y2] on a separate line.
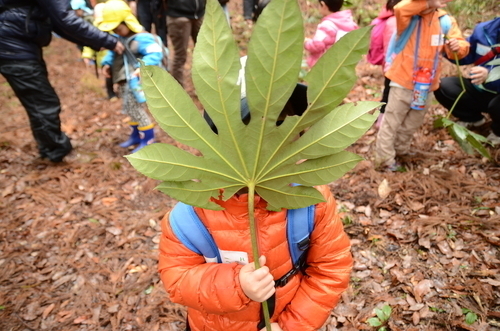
[431, 34, 444, 46]
[476, 43, 490, 56]
[145, 43, 162, 54]
[219, 250, 249, 265]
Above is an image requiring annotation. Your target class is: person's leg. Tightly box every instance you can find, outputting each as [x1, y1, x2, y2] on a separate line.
[0, 59, 72, 162]
[487, 94, 500, 138]
[105, 76, 117, 100]
[394, 92, 433, 155]
[120, 84, 154, 152]
[155, 8, 168, 47]
[375, 87, 412, 167]
[191, 17, 203, 44]
[376, 77, 391, 128]
[167, 16, 191, 86]
[243, 0, 257, 20]
[380, 77, 391, 113]
[137, 0, 153, 32]
[434, 77, 487, 123]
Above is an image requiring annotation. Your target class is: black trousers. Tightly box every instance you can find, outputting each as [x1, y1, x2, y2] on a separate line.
[435, 76, 500, 136]
[137, 0, 167, 47]
[0, 59, 72, 162]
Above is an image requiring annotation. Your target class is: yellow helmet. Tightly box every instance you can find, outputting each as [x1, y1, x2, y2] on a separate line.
[98, 0, 144, 33]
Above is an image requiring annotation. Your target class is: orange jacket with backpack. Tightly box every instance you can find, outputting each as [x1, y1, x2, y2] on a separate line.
[385, 0, 469, 92]
[158, 185, 353, 331]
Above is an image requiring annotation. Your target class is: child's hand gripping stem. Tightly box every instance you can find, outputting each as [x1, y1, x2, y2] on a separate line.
[239, 256, 276, 302]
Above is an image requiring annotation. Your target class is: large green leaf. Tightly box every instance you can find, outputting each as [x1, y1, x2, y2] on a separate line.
[434, 118, 491, 160]
[127, 0, 378, 211]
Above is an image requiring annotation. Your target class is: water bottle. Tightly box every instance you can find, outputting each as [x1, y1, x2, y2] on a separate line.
[410, 68, 432, 110]
[128, 75, 146, 104]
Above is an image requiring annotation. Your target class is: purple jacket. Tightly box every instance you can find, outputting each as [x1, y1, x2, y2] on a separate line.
[304, 9, 359, 68]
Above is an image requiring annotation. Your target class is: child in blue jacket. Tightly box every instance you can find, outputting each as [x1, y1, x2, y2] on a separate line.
[435, 17, 500, 146]
[98, 0, 163, 153]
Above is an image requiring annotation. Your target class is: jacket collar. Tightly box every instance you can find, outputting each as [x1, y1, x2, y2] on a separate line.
[213, 193, 269, 217]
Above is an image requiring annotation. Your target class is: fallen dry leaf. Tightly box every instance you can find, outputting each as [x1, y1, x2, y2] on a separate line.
[378, 179, 391, 200]
[413, 279, 433, 302]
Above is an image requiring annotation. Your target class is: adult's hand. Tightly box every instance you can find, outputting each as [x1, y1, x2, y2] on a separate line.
[239, 256, 275, 302]
[260, 323, 283, 331]
[114, 41, 125, 55]
[470, 66, 489, 85]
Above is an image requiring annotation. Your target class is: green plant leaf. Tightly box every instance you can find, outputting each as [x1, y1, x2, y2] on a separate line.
[485, 66, 500, 83]
[433, 117, 455, 129]
[466, 131, 491, 159]
[465, 311, 478, 325]
[381, 304, 392, 320]
[487, 55, 500, 66]
[144, 285, 154, 295]
[445, 123, 492, 160]
[191, 0, 245, 173]
[448, 124, 475, 155]
[367, 317, 382, 327]
[130, 0, 376, 211]
[375, 305, 392, 322]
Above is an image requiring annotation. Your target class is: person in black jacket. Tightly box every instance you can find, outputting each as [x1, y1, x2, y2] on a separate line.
[166, 0, 206, 87]
[0, 0, 125, 163]
[135, 0, 167, 47]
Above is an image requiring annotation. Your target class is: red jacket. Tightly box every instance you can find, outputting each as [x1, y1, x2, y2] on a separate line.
[158, 185, 353, 331]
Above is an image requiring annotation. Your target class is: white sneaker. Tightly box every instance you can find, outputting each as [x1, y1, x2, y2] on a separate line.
[455, 118, 486, 128]
[486, 132, 500, 146]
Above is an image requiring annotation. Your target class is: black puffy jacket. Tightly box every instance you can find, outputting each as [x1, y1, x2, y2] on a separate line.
[0, 0, 118, 61]
[166, 0, 206, 20]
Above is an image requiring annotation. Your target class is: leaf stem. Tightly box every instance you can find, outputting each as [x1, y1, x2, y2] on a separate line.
[445, 52, 465, 120]
[247, 183, 272, 331]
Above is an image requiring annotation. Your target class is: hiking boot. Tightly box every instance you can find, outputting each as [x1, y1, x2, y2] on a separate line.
[131, 125, 155, 153]
[486, 132, 500, 146]
[455, 118, 486, 129]
[119, 123, 140, 148]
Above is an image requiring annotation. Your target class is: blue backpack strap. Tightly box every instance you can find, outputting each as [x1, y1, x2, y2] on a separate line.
[169, 202, 222, 263]
[286, 205, 315, 263]
[275, 205, 315, 287]
[394, 15, 420, 54]
[385, 15, 420, 66]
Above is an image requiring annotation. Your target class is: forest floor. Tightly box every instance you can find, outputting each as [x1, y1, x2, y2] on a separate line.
[1, 3, 500, 331]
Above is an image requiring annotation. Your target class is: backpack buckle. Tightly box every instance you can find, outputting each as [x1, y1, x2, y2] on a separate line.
[275, 268, 298, 288]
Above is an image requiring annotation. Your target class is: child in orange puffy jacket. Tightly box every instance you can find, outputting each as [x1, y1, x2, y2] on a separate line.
[158, 182, 353, 331]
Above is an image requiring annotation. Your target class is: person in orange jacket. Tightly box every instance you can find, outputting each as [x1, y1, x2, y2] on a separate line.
[158, 184, 353, 331]
[374, 0, 469, 171]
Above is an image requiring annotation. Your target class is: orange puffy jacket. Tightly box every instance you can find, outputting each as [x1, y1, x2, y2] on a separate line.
[158, 185, 353, 331]
[386, 0, 469, 91]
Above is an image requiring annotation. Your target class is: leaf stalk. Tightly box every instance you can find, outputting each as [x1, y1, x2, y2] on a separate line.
[445, 52, 465, 119]
[247, 183, 272, 331]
